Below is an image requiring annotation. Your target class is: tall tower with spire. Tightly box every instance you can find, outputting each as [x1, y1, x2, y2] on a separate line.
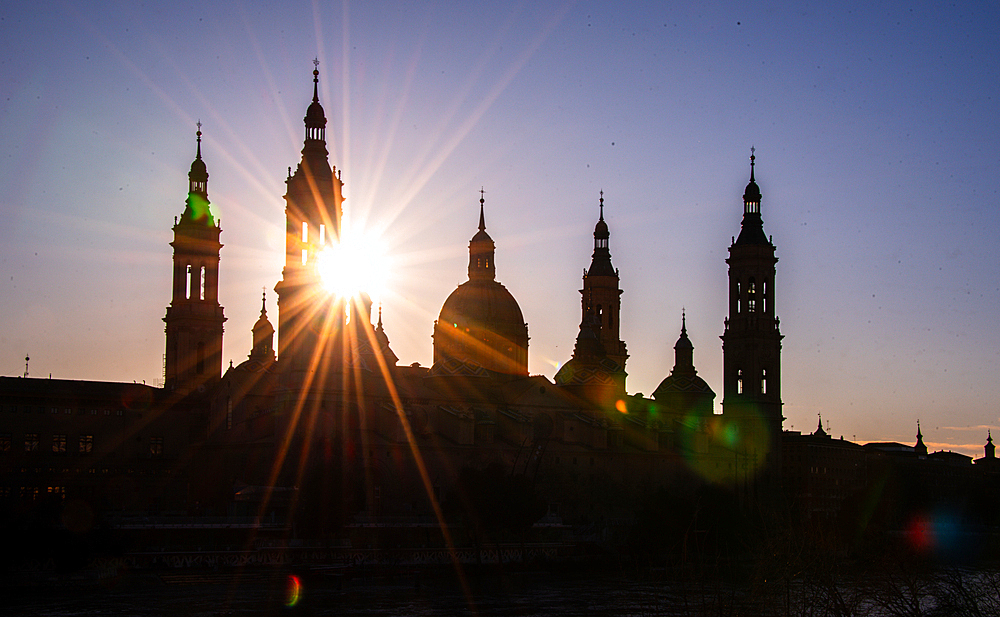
[580, 192, 628, 372]
[164, 124, 226, 394]
[274, 62, 345, 383]
[721, 150, 783, 488]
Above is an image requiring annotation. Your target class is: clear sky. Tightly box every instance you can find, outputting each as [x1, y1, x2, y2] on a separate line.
[1, 1, 998, 457]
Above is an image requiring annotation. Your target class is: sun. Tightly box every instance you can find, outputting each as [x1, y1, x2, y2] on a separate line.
[316, 226, 389, 305]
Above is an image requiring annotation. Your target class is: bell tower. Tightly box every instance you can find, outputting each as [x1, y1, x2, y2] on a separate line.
[721, 149, 783, 489]
[164, 124, 226, 394]
[580, 192, 628, 372]
[274, 61, 345, 384]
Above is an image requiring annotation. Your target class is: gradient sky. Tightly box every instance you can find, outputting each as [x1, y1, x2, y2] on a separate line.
[1, 1, 998, 457]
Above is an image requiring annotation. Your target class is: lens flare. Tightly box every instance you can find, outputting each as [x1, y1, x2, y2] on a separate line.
[285, 574, 302, 607]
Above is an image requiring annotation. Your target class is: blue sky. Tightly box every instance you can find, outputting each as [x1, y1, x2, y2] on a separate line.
[1, 1, 998, 456]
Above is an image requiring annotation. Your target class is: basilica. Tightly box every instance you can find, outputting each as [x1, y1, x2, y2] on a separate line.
[1, 66, 790, 547]
[165, 66, 786, 533]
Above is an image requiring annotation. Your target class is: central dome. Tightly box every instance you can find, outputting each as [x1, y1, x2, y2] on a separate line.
[434, 279, 528, 375]
[432, 194, 528, 376]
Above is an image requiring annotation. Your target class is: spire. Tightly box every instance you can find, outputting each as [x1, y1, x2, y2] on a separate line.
[588, 191, 615, 277]
[671, 310, 694, 375]
[915, 420, 928, 456]
[987, 431, 996, 459]
[478, 188, 486, 232]
[304, 58, 327, 143]
[468, 190, 496, 281]
[250, 289, 275, 361]
[814, 413, 828, 437]
[181, 122, 213, 224]
[733, 147, 769, 246]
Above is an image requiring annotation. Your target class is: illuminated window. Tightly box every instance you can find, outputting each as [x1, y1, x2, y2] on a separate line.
[79, 435, 93, 454]
[52, 434, 66, 453]
[0, 433, 10, 451]
[150, 437, 164, 456]
[761, 369, 767, 395]
[748, 278, 757, 313]
[737, 370, 744, 395]
[24, 433, 39, 452]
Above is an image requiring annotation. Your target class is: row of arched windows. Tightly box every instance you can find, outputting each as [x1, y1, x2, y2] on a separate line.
[736, 368, 769, 395]
[735, 277, 769, 314]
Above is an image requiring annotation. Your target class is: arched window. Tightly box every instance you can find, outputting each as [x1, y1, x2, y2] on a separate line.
[762, 280, 768, 313]
[737, 369, 744, 395]
[736, 281, 741, 314]
[761, 368, 767, 395]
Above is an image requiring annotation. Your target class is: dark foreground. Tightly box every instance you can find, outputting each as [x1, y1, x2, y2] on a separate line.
[7, 564, 1000, 617]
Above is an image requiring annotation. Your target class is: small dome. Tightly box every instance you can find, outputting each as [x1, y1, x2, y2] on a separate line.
[594, 217, 609, 240]
[305, 99, 327, 129]
[189, 156, 207, 181]
[743, 177, 761, 204]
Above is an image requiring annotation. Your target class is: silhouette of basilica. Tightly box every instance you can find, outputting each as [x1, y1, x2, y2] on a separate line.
[180, 67, 785, 527]
[5, 66, 1000, 554]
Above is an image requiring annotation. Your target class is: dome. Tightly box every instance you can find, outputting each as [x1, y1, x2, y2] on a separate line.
[189, 156, 207, 181]
[594, 217, 609, 240]
[305, 99, 327, 129]
[653, 373, 713, 397]
[743, 177, 761, 204]
[433, 279, 528, 375]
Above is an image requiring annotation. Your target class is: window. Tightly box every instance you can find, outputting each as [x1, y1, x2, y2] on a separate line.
[737, 370, 744, 395]
[52, 434, 67, 453]
[0, 433, 10, 451]
[761, 369, 768, 395]
[226, 398, 233, 430]
[24, 433, 39, 452]
[748, 278, 757, 312]
[149, 437, 163, 456]
[79, 435, 93, 454]
[47, 486, 65, 499]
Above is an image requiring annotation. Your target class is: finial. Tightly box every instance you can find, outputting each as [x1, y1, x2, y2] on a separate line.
[312, 58, 320, 102]
[24, 354, 29, 378]
[598, 190, 605, 221]
[681, 308, 687, 335]
[988, 430, 993, 444]
[377, 302, 384, 330]
[749, 145, 756, 181]
[260, 288, 267, 317]
[917, 420, 922, 438]
[478, 188, 486, 232]
[287, 166, 292, 180]
[196, 120, 203, 159]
